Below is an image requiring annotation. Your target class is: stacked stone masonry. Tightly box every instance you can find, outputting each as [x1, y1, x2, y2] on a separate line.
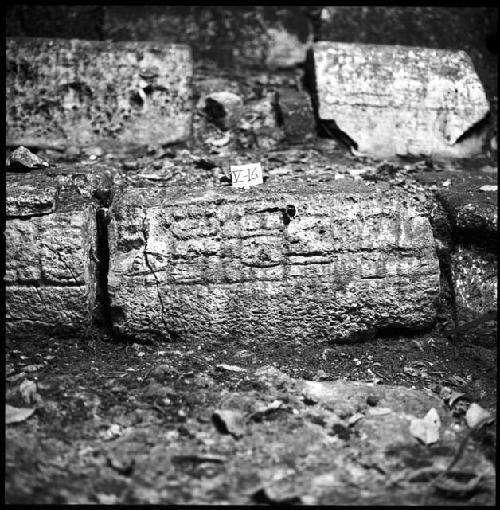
[4, 36, 497, 341]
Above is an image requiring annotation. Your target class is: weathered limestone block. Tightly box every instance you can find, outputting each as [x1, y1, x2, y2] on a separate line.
[313, 42, 490, 158]
[204, 91, 244, 131]
[6, 38, 193, 151]
[237, 95, 284, 150]
[451, 246, 497, 324]
[107, 181, 440, 343]
[436, 184, 497, 244]
[275, 88, 316, 143]
[435, 183, 497, 324]
[5, 168, 100, 338]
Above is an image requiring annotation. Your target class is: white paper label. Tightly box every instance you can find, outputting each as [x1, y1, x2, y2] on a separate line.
[230, 162, 263, 189]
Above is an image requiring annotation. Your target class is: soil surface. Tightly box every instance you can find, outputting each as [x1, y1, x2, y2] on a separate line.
[5, 320, 496, 504]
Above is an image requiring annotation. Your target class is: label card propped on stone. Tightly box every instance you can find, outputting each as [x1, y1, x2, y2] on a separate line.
[231, 162, 263, 189]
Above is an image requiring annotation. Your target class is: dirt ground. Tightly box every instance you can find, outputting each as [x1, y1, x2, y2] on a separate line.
[5, 317, 496, 504]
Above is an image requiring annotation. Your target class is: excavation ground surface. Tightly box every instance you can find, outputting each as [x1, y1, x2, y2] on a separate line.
[6, 320, 496, 504]
[5, 35, 497, 504]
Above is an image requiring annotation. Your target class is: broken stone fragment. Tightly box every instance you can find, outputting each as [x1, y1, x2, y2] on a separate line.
[436, 184, 497, 242]
[435, 181, 497, 326]
[236, 95, 284, 149]
[212, 409, 246, 438]
[196, 78, 242, 108]
[7, 146, 49, 171]
[65, 145, 82, 160]
[465, 403, 492, 429]
[5, 404, 35, 425]
[313, 42, 490, 159]
[85, 146, 105, 159]
[409, 408, 441, 445]
[204, 91, 244, 131]
[274, 88, 316, 143]
[239, 95, 278, 132]
[253, 126, 284, 150]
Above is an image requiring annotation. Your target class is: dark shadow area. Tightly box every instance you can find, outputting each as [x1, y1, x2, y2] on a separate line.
[94, 208, 112, 334]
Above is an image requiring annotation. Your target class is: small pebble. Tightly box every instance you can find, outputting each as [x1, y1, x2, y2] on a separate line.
[86, 146, 104, 158]
[122, 160, 139, 171]
[65, 145, 81, 158]
[366, 395, 380, 407]
[479, 184, 497, 192]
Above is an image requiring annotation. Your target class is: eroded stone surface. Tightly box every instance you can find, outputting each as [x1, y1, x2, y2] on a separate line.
[434, 180, 497, 324]
[436, 184, 497, 243]
[5, 167, 105, 338]
[6, 38, 193, 151]
[276, 88, 316, 143]
[451, 246, 497, 323]
[107, 181, 440, 342]
[313, 42, 490, 158]
[205, 91, 244, 131]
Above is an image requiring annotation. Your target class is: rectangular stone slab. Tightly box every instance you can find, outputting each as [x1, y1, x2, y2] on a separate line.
[5, 169, 98, 338]
[312, 42, 489, 158]
[107, 181, 440, 342]
[6, 38, 193, 151]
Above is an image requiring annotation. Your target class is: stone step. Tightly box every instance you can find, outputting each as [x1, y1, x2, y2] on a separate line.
[6, 38, 193, 152]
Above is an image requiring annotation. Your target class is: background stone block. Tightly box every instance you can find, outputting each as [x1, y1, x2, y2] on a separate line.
[6, 38, 193, 152]
[313, 42, 490, 158]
